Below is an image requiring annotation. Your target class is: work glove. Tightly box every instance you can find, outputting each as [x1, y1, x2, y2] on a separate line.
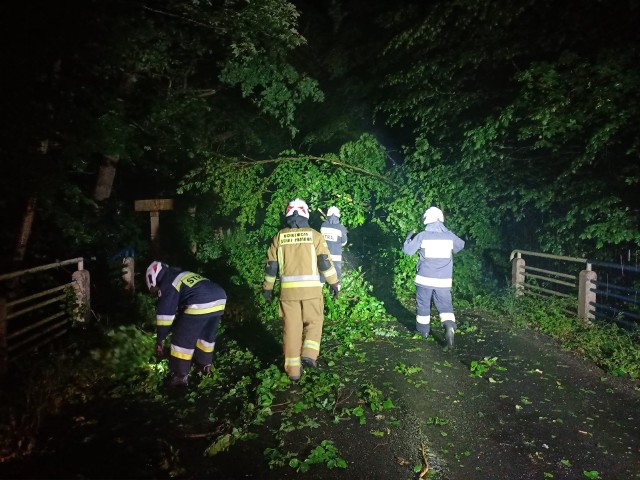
[263, 290, 273, 302]
[405, 231, 416, 241]
[329, 283, 340, 298]
[155, 343, 164, 360]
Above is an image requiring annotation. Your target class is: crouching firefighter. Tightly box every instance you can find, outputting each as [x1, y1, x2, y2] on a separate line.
[262, 198, 340, 381]
[146, 261, 227, 387]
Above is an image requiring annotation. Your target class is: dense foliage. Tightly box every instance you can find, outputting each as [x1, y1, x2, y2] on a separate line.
[377, 0, 640, 258]
[2, 0, 638, 281]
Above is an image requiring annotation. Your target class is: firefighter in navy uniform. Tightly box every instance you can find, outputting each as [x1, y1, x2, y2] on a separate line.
[320, 206, 348, 286]
[146, 261, 227, 387]
[402, 207, 465, 349]
[262, 199, 340, 381]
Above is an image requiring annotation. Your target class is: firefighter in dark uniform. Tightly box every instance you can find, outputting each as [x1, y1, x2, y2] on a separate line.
[402, 207, 465, 349]
[146, 261, 227, 387]
[262, 198, 340, 381]
[320, 206, 348, 286]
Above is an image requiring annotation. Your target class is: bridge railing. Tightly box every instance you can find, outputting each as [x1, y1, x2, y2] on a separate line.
[0, 258, 90, 375]
[585, 259, 640, 329]
[510, 250, 639, 329]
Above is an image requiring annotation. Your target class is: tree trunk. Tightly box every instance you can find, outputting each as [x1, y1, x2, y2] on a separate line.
[13, 197, 37, 262]
[94, 154, 119, 201]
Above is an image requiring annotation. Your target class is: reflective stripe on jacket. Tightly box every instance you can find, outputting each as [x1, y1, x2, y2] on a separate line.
[403, 221, 465, 289]
[156, 268, 227, 342]
[320, 216, 347, 262]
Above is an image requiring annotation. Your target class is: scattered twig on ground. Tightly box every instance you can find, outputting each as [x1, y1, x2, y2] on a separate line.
[418, 441, 429, 479]
[333, 388, 355, 414]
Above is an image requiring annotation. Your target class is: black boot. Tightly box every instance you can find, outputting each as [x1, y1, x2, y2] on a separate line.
[169, 373, 189, 388]
[301, 357, 317, 368]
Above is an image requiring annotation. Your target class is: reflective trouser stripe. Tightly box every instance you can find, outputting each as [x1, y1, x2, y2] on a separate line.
[169, 313, 222, 376]
[415, 286, 456, 328]
[440, 312, 456, 322]
[285, 357, 301, 368]
[280, 296, 324, 378]
[196, 338, 215, 353]
[303, 339, 320, 352]
[171, 344, 194, 360]
[416, 315, 431, 324]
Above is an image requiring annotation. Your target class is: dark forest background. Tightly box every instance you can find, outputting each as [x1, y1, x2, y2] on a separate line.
[1, 0, 639, 292]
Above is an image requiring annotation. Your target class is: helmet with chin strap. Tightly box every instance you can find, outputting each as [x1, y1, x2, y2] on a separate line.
[326, 206, 340, 218]
[285, 198, 310, 218]
[145, 261, 166, 290]
[423, 206, 444, 224]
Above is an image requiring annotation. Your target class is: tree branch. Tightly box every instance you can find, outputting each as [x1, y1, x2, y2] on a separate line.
[142, 5, 217, 30]
[237, 154, 401, 188]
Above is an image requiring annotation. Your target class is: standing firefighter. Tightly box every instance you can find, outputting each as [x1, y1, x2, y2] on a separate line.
[402, 207, 465, 349]
[146, 261, 227, 387]
[320, 206, 348, 285]
[263, 198, 340, 381]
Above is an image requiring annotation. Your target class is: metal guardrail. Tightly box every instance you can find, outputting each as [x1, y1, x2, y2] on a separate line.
[510, 250, 640, 329]
[0, 258, 89, 374]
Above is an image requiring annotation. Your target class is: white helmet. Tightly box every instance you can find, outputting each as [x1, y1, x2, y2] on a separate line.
[145, 261, 164, 290]
[327, 206, 340, 218]
[285, 198, 309, 218]
[423, 206, 444, 224]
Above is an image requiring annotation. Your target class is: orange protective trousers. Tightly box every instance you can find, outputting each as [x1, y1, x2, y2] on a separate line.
[279, 296, 324, 379]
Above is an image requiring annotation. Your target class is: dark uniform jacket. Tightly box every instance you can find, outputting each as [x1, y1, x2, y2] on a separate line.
[155, 267, 227, 343]
[320, 215, 348, 263]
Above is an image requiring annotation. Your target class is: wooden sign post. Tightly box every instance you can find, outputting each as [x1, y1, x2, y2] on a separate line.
[134, 199, 174, 257]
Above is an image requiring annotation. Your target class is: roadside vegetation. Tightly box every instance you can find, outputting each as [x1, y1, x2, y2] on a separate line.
[1, 264, 638, 477]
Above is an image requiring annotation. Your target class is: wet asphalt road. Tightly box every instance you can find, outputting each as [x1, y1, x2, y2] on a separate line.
[355, 312, 640, 479]
[206, 311, 640, 480]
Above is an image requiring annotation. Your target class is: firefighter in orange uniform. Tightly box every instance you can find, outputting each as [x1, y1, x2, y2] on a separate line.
[262, 198, 340, 381]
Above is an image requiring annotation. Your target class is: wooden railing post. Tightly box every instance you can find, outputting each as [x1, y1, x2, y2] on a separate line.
[122, 256, 135, 294]
[0, 297, 7, 375]
[72, 269, 91, 322]
[135, 199, 174, 259]
[578, 269, 597, 322]
[511, 256, 525, 296]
